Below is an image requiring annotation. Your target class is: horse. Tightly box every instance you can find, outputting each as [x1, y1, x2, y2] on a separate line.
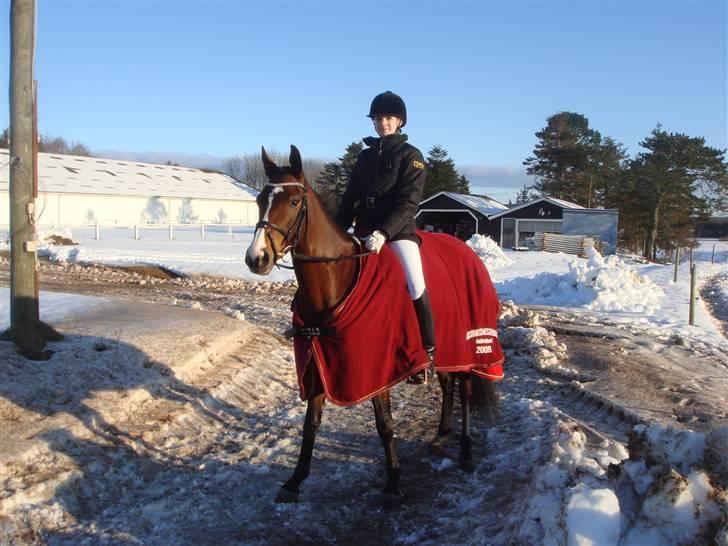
[245, 145, 499, 506]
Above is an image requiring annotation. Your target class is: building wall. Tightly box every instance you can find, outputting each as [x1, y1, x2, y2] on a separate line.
[0, 191, 258, 226]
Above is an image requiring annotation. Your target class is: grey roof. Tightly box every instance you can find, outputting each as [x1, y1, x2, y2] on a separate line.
[0, 148, 258, 201]
[488, 196, 585, 220]
[419, 191, 508, 217]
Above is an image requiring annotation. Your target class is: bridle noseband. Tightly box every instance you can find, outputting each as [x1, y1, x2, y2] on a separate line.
[255, 181, 370, 269]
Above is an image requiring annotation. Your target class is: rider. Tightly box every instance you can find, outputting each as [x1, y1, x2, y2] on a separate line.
[334, 91, 435, 384]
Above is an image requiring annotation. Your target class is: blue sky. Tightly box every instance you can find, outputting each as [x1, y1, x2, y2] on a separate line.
[1, 1, 726, 202]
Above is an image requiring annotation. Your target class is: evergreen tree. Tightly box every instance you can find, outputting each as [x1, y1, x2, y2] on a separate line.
[515, 184, 539, 204]
[313, 141, 363, 216]
[523, 112, 600, 204]
[591, 137, 628, 209]
[0, 128, 8, 149]
[455, 174, 470, 194]
[424, 145, 461, 199]
[623, 126, 727, 260]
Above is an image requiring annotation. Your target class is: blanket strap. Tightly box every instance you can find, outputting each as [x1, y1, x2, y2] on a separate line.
[284, 326, 338, 340]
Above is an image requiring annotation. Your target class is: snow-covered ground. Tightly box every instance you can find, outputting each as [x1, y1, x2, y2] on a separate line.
[1, 228, 727, 545]
[3, 227, 725, 351]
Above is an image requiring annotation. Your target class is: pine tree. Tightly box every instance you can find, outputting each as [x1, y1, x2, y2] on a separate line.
[624, 126, 728, 259]
[313, 142, 363, 216]
[515, 184, 539, 204]
[523, 112, 600, 204]
[424, 145, 461, 199]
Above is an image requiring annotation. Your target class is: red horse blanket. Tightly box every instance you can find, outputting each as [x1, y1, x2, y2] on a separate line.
[292, 231, 504, 406]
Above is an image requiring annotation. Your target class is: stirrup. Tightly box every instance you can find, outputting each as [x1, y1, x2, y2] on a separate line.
[407, 348, 435, 385]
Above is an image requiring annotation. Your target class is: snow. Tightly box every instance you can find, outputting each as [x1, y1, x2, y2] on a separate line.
[9, 226, 724, 353]
[0, 288, 108, 330]
[0, 148, 257, 201]
[1, 228, 726, 544]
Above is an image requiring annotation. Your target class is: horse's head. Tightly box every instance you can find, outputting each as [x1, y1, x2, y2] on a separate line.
[245, 145, 308, 275]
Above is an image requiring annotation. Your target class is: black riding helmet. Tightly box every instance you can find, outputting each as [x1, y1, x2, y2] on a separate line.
[367, 91, 407, 127]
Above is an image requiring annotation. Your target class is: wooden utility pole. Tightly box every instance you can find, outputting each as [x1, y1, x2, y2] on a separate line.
[2, 0, 61, 358]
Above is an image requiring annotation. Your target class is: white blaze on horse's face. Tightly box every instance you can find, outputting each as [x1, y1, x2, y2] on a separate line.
[245, 186, 283, 271]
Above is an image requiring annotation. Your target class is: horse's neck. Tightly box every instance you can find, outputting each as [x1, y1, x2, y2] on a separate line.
[294, 191, 358, 321]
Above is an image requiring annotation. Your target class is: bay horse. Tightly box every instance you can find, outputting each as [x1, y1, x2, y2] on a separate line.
[245, 145, 498, 506]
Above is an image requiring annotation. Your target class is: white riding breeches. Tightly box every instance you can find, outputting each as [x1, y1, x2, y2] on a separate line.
[389, 239, 426, 300]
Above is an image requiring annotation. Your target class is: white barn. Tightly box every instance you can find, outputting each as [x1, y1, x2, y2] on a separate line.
[0, 149, 259, 227]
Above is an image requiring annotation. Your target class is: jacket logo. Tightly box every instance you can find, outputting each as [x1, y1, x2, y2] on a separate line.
[412, 160, 425, 170]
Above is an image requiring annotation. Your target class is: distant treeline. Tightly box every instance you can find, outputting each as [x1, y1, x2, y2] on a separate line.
[4, 111, 726, 261]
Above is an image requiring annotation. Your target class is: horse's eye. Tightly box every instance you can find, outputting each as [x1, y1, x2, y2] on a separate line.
[290, 199, 300, 208]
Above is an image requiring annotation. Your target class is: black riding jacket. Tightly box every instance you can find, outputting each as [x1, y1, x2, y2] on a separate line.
[334, 133, 427, 243]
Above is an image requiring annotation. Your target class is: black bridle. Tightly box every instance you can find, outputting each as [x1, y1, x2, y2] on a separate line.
[255, 182, 371, 269]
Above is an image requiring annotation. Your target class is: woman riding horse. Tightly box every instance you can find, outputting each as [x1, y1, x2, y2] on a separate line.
[245, 146, 500, 507]
[335, 91, 435, 384]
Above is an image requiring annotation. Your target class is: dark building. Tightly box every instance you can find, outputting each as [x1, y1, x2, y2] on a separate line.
[416, 193, 619, 253]
[696, 216, 728, 238]
[415, 191, 508, 241]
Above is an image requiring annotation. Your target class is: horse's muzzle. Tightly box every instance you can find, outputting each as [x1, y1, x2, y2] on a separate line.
[245, 251, 274, 275]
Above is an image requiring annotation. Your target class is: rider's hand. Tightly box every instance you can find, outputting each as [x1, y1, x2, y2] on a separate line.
[364, 230, 386, 254]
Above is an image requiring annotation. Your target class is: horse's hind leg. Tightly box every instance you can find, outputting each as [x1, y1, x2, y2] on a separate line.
[459, 375, 475, 472]
[429, 372, 455, 456]
[371, 392, 401, 507]
[275, 393, 326, 503]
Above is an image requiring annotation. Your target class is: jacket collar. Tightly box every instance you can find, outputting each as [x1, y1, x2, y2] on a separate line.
[363, 133, 408, 150]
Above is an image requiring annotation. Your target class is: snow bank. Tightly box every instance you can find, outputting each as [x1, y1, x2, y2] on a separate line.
[519, 420, 728, 546]
[496, 248, 664, 312]
[466, 234, 512, 268]
[498, 301, 581, 378]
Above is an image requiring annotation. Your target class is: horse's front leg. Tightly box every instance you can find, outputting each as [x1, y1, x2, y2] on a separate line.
[459, 375, 475, 472]
[371, 392, 401, 507]
[429, 372, 455, 456]
[275, 392, 326, 503]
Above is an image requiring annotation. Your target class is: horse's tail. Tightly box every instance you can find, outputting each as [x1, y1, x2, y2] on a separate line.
[469, 374, 499, 421]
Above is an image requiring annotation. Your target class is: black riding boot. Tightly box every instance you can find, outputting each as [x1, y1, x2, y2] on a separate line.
[407, 291, 436, 385]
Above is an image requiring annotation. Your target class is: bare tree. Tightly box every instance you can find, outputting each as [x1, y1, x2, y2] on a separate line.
[242, 150, 286, 190]
[221, 155, 244, 181]
[303, 158, 325, 186]
[38, 134, 93, 156]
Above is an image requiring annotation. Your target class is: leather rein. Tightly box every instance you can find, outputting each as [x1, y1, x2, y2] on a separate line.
[255, 182, 371, 270]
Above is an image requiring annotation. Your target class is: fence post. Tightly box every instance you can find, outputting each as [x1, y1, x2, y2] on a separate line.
[228, 223, 232, 238]
[169, 223, 174, 240]
[95, 224, 100, 240]
[689, 264, 696, 325]
[689, 248, 693, 268]
[200, 224, 205, 239]
[673, 247, 680, 282]
[134, 224, 139, 240]
[711, 244, 715, 265]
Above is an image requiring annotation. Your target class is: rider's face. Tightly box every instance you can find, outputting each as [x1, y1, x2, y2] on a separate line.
[373, 115, 401, 137]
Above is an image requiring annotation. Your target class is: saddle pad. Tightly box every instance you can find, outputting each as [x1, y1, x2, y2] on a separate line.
[292, 230, 504, 407]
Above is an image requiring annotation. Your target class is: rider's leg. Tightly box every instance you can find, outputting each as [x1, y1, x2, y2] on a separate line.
[389, 240, 435, 383]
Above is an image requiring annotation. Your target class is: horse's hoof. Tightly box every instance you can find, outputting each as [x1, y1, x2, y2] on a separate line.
[275, 487, 299, 503]
[381, 491, 402, 510]
[459, 458, 476, 473]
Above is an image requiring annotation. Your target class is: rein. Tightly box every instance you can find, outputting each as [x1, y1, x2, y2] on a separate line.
[255, 182, 371, 269]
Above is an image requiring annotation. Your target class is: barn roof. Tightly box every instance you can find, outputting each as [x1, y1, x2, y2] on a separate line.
[0, 148, 258, 201]
[488, 196, 584, 219]
[419, 191, 508, 217]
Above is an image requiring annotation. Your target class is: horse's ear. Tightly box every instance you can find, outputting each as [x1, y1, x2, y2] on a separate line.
[261, 146, 279, 178]
[289, 145, 303, 178]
